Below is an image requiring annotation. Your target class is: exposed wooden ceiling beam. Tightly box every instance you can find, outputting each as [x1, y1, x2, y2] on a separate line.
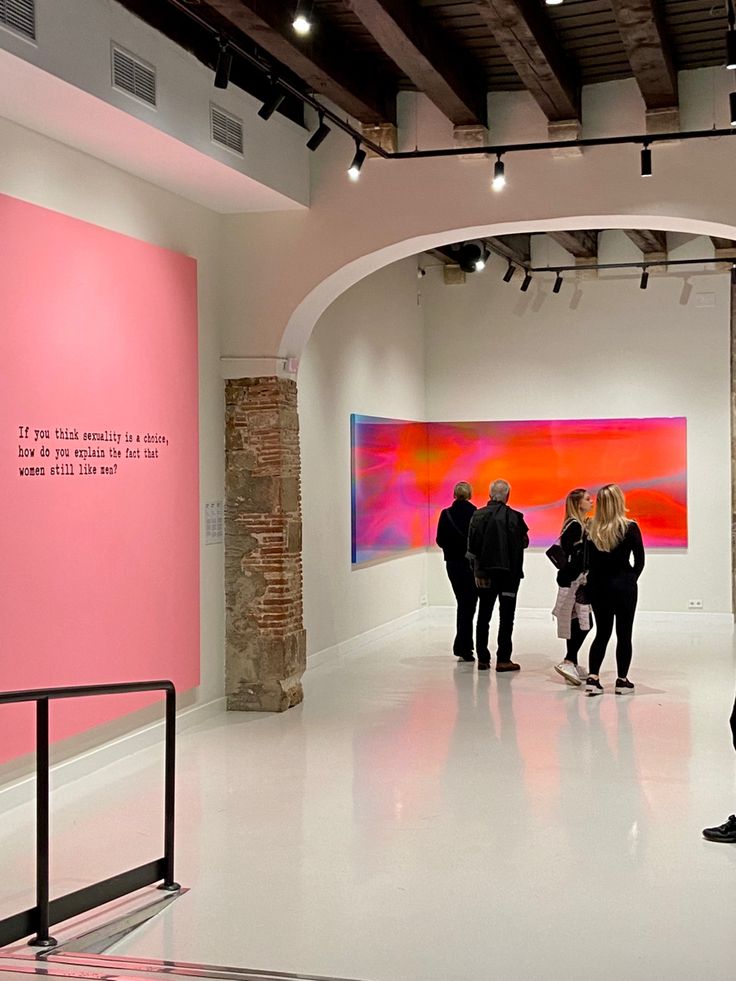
[471, 0, 579, 122]
[712, 236, 736, 251]
[547, 231, 599, 259]
[202, 0, 395, 123]
[609, 0, 678, 110]
[625, 229, 667, 254]
[485, 234, 531, 266]
[343, 0, 487, 126]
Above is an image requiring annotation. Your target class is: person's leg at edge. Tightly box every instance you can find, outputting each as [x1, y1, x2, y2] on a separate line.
[496, 589, 518, 663]
[588, 597, 614, 677]
[447, 560, 477, 658]
[613, 583, 637, 680]
[565, 617, 589, 665]
[475, 587, 495, 667]
[702, 692, 736, 842]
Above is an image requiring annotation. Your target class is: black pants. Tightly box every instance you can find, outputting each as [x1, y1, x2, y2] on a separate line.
[476, 575, 519, 664]
[730, 694, 736, 752]
[446, 559, 478, 657]
[588, 577, 638, 679]
[566, 616, 591, 665]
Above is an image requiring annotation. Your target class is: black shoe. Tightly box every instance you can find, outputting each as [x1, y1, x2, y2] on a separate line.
[477, 662, 491, 671]
[495, 660, 520, 672]
[455, 653, 475, 662]
[585, 676, 604, 696]
[615, 678, 635, 695]
[703, 814, 736, 842]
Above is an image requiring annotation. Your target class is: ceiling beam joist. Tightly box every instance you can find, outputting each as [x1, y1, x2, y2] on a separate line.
[609, 0, 678, 110]
[345, 0, 487, 126]
[711, 236, 736, 251]
[547, 231, 599, 259]
[485, 234, 531, 266]
[625, 229, 667, 254]
[203, 0, 395, 123]
[472, 0, 579, 122]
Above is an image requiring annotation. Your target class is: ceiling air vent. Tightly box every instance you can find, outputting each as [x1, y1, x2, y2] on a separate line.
[111, 45, 157, 108]
[210, 105, 244, 155]
[0, 0, 36, 41]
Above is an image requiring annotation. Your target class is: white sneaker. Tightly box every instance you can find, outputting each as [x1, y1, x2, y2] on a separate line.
[576, 665, 588, 681]
[555, 661, 582, 686]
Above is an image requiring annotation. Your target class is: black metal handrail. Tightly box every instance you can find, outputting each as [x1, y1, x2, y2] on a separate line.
[0, 681, 179, 949]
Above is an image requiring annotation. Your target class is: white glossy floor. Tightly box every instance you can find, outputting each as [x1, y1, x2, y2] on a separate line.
[2, 610, 736, 980]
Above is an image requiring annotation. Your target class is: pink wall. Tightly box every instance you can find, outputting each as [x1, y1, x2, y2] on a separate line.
[0, 194, 200, 764]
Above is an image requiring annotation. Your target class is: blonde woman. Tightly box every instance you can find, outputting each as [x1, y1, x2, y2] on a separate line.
[553, 488, 594, 686]
[584, 484, 645, 696]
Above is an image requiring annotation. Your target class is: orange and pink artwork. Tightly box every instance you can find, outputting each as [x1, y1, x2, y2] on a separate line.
[351, 415, 687, 564]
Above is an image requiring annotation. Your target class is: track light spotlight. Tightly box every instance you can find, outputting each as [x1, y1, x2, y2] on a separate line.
[728, 30, 736, 70]
[293, 14, 312, 36]
[640, 268, 649, 290]
[503, 263, 515, 283]
[258, 81, 285, 120]
[306, 113, 331, 151]
[640, 145, 652, 176]
[492, 155, 506, 192]
[456, 241, 489, 273]
[730, 91, 736, 126]
[553, 272, 563, 294]
[214, 43, 232, 90]
[520, 272, 532, 292]
[348, 142, 366, 180]
[545, 0, 564, 5]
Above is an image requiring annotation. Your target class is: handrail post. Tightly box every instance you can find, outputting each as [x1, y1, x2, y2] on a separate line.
[159, 686, 180, 892]
[29, 698, 57, 947]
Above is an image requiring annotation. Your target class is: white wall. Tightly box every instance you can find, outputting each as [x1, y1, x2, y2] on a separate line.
[299, 259, 427, 656]
[0, 0, 309, 210]
[0, 115, 225, 755]
[423, 238, 732, 615]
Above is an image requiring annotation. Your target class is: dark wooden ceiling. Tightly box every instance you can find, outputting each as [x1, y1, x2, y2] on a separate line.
[119, 1, 727, 130]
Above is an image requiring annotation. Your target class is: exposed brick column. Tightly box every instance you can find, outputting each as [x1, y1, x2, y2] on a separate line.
[225, 377, 306, 711]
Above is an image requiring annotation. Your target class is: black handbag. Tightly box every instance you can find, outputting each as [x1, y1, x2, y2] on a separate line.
[545, 541, 567, 570]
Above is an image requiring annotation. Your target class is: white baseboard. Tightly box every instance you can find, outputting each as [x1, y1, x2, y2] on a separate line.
[307, 608, 428, 668]
[427, 604, 733, 628]
[0, 696, 226, 814]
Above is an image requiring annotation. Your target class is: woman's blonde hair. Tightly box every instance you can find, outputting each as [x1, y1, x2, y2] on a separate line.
[588, 484, 630, 552]
[562, 487, 589, 529]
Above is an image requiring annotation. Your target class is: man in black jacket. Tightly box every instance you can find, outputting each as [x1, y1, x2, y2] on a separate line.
[436, 481, 477, 661]
[467, 479, 529, 672]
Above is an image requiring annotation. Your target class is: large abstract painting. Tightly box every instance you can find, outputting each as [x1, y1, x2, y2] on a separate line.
[351, 415, 687, 564]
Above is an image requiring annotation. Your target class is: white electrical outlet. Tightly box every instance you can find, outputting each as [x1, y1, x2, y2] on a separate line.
[419, 595, 428, 607]
[687, 599, 703, 610]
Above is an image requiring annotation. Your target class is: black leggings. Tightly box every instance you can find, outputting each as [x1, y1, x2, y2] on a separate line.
[565, 617, 591, 665]
[589, 578, 638, 679]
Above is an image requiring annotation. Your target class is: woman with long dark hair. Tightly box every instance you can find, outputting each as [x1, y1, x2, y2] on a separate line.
[584, 484, 645, 696]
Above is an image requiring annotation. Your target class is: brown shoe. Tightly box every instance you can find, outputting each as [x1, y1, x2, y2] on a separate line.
[495, 661, 520, 672]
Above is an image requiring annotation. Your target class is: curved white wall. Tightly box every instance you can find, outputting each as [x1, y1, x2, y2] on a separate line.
[299, 259, 427, 656]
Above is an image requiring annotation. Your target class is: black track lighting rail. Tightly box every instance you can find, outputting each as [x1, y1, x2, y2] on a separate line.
[528, 256, 736, 275]
[390, 127, 736, 160]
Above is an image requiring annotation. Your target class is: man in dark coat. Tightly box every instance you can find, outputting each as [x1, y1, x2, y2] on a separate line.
[467, 478, 529, 672]
[436, 481, 477, 661]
